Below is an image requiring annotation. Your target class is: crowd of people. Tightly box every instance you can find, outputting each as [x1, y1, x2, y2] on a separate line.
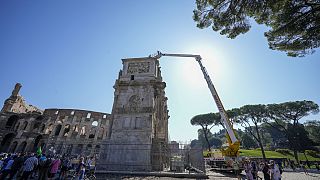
[0, 152, 95, 180]
[242, 159, 281, 180]
[239, 158, 320, 180]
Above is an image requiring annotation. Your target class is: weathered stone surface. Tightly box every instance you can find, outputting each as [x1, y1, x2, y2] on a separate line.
[0, 108, 110, 156]
[97, 56, 169, 172]
[0, 84, 110, 156]
[1, 56, 170, 172]
[1, 83, 42, 114]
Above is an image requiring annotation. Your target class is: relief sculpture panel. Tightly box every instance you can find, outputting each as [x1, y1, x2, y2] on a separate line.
[127, 62, 150, 74]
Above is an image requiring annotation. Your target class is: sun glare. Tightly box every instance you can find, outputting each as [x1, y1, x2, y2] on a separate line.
[177, 43, 229, 88]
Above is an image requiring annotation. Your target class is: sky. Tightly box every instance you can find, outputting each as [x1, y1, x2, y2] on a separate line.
[1, 1, 319, 143]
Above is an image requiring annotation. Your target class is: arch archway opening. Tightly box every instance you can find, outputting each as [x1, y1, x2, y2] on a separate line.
[0, 133, 16, 152]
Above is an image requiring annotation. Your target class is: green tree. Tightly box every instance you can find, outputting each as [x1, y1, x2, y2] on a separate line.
[193, 0, 320, 57]
[190, 139, 201, 148]
[266, 100, 319, 163]
[210, 137, 223, 148]
[237, 105, 268, 160]
[198, 128, 213, 149]
[191, 113, 221, 151]
[240, 131, 257, 149]
[287, 123, 316, 152]
[191, 109, 240, 151]
[304, 120, 320, 145]
[262, 122, 288, 149]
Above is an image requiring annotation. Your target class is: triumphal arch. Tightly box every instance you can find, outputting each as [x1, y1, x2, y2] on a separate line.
[97, 56, 169, 171]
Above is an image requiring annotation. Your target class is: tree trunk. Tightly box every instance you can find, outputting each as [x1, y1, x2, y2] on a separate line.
[203, 129, 211, 152]
[287, 136, 299, 164]
[254, 123, 267, 160]
[303, 151, 309, 162]
[293, 150, 299, 164]
[258, 141, 266, 160]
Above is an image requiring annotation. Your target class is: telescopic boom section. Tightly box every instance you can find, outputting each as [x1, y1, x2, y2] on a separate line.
[154, 51, 238, 144]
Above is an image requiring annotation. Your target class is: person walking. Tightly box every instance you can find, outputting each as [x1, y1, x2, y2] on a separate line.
[233, 160, 241, 180]
[48, 156, 61, 180]
[270, 160, 281, 180]
[8, 153, 25, 180]
[0, 155, 15, 180]
[251, 161, 258, 180]
[86, 157, 94, 171]
[77, 157, 86, 180]
[262, 162, 270, 180]
[38, 154, 52, 180]
[244, 159, 254, 180]
[21, 153, 38, 180]
[59, 157, 71, 180]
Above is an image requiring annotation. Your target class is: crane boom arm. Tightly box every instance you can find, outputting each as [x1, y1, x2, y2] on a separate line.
[154, 51, 238, 144]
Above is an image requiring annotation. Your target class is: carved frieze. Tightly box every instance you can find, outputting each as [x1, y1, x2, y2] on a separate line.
[114, 107, 153, 114]
[127, 62, 150, 74]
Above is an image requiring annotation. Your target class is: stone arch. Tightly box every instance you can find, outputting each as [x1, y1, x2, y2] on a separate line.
[55, 144, 63, 154]
[9, 141, 18, 152]
[41, 143, 46, 150]
[5, 115, 19, 129]
[89, 127, 96, 139]
[86, 144, 92, 155]
[22, 121, 28, 130]
[94, 145, 101, 154]
[17, 141, 27, 152]
[34, 135, 42, 150]
[14, 122, 21, 131]
[36, 115, 44, 121]
[71, 125, 79, 138]
[98, 127, 104, 139]
[40, 124, 46, 133]
[75, 144, 83, 155]
[73, 125, 79, 132]
[80, 126, 86, 136]
[32, 122, 41, 132]
[63, 124, 71, 137]
[92, 121, 98, 127]
[66, 144, 73, 155]
[45, 124, 54, 134]
[0, 133, 16, 152]
[54, 124, 62, 136]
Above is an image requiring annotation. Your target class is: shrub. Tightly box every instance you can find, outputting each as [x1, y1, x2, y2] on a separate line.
[265, 144, 272, 151]
[275, 149, 291, 155]
[255, 148, 261, 151]
[305, 150, 320, 158]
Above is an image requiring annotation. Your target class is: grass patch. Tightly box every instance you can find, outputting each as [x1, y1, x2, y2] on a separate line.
[239, 149, 320, 161]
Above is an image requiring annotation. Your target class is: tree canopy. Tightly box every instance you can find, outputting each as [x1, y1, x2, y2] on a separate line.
[264, 100, 318, 162]
[237, 104, 268, 159]
[304, 120, 320, 145]
[193, 0, 320, 57]
[191, 100, 319, 162]
[191, 113, 221, 150]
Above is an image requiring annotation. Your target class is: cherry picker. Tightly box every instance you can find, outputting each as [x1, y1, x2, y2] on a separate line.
[152, 51, 241, 170]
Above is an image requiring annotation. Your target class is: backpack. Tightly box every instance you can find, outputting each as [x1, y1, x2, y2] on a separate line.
[44, 158, 52, 168]
[39, 157, 47, 167]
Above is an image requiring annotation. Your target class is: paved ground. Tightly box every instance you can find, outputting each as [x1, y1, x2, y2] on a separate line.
[206, 170, 320, 180]
[106, 169, 320, 180]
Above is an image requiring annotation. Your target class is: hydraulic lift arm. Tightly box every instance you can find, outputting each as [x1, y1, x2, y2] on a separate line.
[153, 51, 240, 156]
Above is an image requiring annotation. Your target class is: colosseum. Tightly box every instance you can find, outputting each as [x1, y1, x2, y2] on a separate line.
[0, 83, 111, 158]
[0, 56, 170, 171]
